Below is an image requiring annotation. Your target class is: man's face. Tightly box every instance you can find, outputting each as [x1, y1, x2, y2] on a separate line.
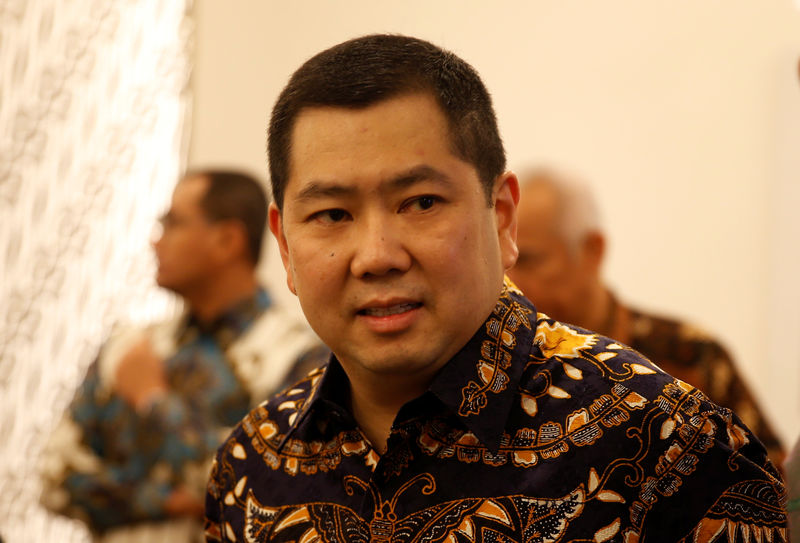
[270, 93, 518, 383]
[153, 176, 219, 295]
[506, 184, 594, 325]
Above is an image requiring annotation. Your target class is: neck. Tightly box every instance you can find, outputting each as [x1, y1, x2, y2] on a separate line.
[183, 265, 259, 324]
[347, 369, 434, 454]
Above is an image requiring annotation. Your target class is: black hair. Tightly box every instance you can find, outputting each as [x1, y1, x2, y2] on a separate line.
[268, 34, 506, 210]
[188, 169, 268, 264]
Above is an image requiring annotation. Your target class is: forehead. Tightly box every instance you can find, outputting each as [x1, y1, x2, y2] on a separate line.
[286, 93, 459, 191]
[171, 175, 208, 212]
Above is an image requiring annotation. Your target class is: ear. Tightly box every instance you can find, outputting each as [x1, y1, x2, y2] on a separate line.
[215, 220, 249, 263]
[492, 171, 520, 271]
[268, 203, 296, 295]
[581, 231, 605, 273]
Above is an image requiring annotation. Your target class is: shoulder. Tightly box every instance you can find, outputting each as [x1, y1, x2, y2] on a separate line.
[627, 305, 731, 357]
[235, 300, 321, 358]
[526, 314, 775, 471]
[227, 300, 326, 400]
[249, 299, 311, 334]
[524, 316, 785, 539]
[531, 314, 673, 393]
[516, 315, 679, 467]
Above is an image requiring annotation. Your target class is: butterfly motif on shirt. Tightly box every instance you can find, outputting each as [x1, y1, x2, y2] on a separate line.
[243, 473, 586, 543]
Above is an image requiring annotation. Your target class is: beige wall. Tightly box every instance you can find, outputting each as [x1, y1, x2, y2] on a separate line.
[188, 0, 800, 445]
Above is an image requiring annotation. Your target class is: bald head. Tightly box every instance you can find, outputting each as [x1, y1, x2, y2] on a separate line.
[517, 168, 601, 252]
[507, 168, 605, 326]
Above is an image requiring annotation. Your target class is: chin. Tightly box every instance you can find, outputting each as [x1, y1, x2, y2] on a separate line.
[359, 351, 443, 377]
[155, 277, 181, 296]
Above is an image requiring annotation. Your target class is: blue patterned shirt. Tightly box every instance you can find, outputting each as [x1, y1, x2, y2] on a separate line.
[48, 288, 325, 533]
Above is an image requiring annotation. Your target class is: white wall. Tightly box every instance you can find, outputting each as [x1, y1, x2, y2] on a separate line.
[189, 0, 800, 445]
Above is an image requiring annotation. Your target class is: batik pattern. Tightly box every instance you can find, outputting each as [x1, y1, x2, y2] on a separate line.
[206, 281, 786, 542]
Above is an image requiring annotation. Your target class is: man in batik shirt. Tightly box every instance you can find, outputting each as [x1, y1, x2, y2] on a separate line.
[205, 35, 787, 542]
[506, 169, 783, 463]
[41, 170, 325, 542]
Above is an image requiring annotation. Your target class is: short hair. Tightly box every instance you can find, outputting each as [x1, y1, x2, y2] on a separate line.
[268, 34, 506, 210]
[186, 169, 268, 264]
[518, 167, 602, 252]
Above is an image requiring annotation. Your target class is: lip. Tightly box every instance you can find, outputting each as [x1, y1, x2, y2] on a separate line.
[355, 298, 423, 334]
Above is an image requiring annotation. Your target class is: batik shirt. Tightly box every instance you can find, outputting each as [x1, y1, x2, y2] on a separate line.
[41, 288, 325, 537]
[205, 283, 787, 542]
[623, 303, 783, 463]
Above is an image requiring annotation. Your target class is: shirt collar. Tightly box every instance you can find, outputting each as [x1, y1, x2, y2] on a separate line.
[176, 287, 272, 346]
[427, 279, 537, 451]
[281, 278, 538, 453]
[276, 356, 349, 451]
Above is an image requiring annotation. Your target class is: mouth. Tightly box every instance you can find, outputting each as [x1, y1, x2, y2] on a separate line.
[358, 302, 422, 317]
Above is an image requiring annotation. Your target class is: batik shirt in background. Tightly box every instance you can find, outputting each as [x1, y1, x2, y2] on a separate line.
[41, 288, 326, 542]
[205, 282, 786, 543]
[622, 302, 784, 463]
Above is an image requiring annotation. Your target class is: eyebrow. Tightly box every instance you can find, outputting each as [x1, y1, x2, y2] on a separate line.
[293, 165, 454, 202]
[389, 165, 452, 192]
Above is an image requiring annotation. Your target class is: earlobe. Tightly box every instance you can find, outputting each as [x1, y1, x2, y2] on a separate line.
[493, 172, 520, 270]
[583, 231, 606, 271]
[268, 203, 297, 295]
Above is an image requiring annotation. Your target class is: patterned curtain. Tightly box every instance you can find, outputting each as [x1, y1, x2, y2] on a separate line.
[0, 0, 193, 540]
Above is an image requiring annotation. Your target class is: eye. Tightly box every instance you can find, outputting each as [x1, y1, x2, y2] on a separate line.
[402, 195, 440, 213]
[310, 208, 350, 224]
[158, 213, 179, 229]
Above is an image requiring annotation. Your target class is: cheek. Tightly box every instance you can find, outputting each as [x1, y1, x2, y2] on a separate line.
[422, 221, 478, 274]
[544, 261, 567, 284]
[540, 250, 574, 281]
[439, 220, 503, 298]
[451, 214, 494, 256]
[288, 243, 338, 291]
[161, 238, 193, 266]
[514, 259, 566, 300]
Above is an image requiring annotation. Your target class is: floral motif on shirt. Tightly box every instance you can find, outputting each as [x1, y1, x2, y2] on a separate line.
[418, 382, 650, 469]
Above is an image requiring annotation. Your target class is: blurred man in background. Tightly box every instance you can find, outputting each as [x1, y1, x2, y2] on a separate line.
[40, 169, 325, 542]
[507, 167, 783, 461]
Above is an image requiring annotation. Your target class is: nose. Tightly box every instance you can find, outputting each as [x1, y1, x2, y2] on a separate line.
[150, 221, 165, 251]
[349, 215, 411, 279]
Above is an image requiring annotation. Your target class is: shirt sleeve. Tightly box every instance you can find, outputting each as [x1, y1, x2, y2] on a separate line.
[643, 399, 788, 542]
[204, 435, 249, 543]
[700, 341, 785, 464]
[39, 361, 176, 531]
[677, 473, 788, 542]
